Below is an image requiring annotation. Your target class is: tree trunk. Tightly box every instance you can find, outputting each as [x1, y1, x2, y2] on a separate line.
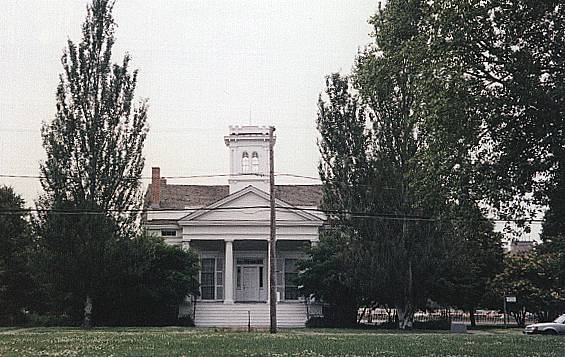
[358, 307, 367, 324]
[82, 295, 93, 329]
[469, 308, 476, 327]
[511, 308, 526, 327]
[396, 303, 414, 329]
[397, 257, 415, 330]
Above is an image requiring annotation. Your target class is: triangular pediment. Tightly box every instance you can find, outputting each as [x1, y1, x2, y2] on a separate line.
[179, 185, 322, 223]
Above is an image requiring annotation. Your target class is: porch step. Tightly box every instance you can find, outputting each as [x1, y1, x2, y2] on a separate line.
[194, 302, 308, 328]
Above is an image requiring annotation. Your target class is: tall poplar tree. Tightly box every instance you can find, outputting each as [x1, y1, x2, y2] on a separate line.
[38, 0, 148, 328]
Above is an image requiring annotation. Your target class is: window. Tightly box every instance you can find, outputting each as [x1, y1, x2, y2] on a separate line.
[161, 230, 177, 237]
[284, 259, 299, 300]
[201, 258, 215, 300]
[242, 152, 250, 173]
[251, 152, 259, 173]
[200, 257, 224, 300]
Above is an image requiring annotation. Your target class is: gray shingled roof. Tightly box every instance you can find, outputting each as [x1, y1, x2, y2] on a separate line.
[273, 185, 323, 207]
[145, 184, 322, 209]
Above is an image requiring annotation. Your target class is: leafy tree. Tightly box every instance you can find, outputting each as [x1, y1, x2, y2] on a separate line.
[426, 0, 564, 222]
[492, 249, 564, 326]
[541, 170, 565, 286]
[313, 73, 396, 325]
[538, 234, 565, 290]
[309, 0, 506, 329]
[299, 230, 365, 327]
[410, 69, 504, 325]
[0, 186, 35, 325]
[38, 0, 148, 328]
[94, 236, 200, 326]
[433, 206, 504, 326]
[352, 0, 453, 328]
[423, 0, 563, 316]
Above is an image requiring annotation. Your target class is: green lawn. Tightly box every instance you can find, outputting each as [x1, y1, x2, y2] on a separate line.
[0, 327, 563, 356]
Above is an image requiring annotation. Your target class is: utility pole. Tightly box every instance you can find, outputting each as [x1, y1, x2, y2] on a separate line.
[269, 126, 277, 334]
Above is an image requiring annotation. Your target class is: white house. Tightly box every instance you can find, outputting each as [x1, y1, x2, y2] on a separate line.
[143, 125, 325, 327]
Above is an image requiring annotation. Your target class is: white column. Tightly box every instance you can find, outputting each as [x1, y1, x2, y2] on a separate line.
[181, 240, 190, 251]
[224, 239, 234, 304]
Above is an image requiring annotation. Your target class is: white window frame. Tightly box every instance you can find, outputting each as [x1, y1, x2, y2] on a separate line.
[251, 152, 259, 173]
[242, 152, 250, 173]
[161, 229, 177, 237]
[199, 254, 224, 301]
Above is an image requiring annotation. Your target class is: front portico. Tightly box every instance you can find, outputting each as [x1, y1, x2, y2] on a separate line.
[186, 239, 310, 303]
[180, 239, 317, 327]
[176, 186, 323, 327]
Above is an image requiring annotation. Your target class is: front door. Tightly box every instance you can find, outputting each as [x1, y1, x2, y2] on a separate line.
[242, 266, 260, 301]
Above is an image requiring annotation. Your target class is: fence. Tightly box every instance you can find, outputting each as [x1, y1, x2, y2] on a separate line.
[358, 308, 537, 326]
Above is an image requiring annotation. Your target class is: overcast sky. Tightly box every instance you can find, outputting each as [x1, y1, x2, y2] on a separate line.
[0, 0, 378, 205]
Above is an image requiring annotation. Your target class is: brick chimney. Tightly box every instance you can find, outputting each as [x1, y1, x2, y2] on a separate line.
[151, 167, 161, 208]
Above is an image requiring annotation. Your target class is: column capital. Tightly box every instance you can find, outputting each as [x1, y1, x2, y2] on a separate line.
[224, 238, 235, 243]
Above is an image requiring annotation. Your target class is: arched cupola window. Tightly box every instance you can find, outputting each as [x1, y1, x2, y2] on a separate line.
[251, 152, 259, 173]
[242, 152, 250, 173]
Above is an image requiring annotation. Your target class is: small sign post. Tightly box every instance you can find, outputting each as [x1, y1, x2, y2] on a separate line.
[504, 296, 516, 328]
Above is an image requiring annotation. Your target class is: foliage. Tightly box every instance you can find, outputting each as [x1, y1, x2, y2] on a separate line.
[492, 249, 565, 326]
[426, 0, 564, 221]
[0, 186, 35, 325]
[37, 0, 148, 327]
[300, 73, 370, 326]
[28, 235, 199, 327]
[39, 0, 148, 229]
[299, 230, 365, 327]
[540, 235, 565, 288]
[307, 0, 504, 329]
[94, 236, 200, 326]
[432, 205, 504, 326]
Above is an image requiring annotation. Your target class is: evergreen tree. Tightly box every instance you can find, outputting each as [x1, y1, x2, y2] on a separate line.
[38, 0, 148, 328]
[0, 186, 35, 325]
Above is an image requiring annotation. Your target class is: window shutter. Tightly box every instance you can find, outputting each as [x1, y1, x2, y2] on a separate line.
[276, 258, 284, 299]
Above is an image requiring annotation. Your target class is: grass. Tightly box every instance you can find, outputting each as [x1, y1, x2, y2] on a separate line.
[0, 327, 563, 356]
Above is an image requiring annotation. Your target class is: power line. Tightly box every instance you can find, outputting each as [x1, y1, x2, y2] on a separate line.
[0, 205, 546, 224]
[275, 173, 319, 181]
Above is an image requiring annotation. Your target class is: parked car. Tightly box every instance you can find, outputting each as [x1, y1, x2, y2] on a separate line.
[524, 314, 565, 335]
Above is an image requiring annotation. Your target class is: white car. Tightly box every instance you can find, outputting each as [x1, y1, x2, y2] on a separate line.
[524, 314, 565, 335]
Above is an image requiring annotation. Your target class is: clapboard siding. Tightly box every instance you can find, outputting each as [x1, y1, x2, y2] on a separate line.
[194, 302, 308, 328]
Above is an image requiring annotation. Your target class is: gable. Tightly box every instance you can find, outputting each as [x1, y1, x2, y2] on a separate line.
[179, 186, 322, 223]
